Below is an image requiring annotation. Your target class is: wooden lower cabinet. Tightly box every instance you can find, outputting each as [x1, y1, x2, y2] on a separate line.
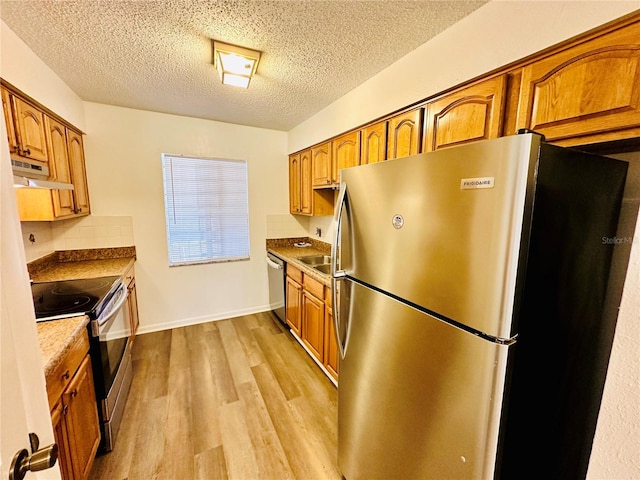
[301, 290, 325, 361]
[286, 263, 339, 382]
[51, 402, 73, 480]
[52, 355, 100, 480]
[124, 265, 140, 343]
[286, 274, 303, 337]
[47, 331, 100, 480]
[323, 306, 338, 380]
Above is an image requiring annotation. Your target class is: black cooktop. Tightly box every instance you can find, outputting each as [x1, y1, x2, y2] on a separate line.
[32, 276, 121, 321]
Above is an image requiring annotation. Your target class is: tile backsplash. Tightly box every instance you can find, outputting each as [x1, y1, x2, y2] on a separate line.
[21, 215, 134, 262]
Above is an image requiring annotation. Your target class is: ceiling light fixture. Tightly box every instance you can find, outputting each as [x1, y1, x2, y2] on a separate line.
[213, 41, 261, 89]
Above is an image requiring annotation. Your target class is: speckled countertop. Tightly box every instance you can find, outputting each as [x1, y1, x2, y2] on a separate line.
[267, 238, 332, 286]
[37, 316, 89, 377]
[29, 247, 136, 282]
[30, 247, 136, 379]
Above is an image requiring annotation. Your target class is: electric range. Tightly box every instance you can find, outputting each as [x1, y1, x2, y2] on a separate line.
[32, 275, 122, 321]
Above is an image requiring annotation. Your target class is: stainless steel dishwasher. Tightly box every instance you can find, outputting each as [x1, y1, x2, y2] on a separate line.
[266, 252, 286, 325]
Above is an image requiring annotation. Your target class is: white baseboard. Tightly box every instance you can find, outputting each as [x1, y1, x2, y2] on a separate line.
[135, 303, 273, 335]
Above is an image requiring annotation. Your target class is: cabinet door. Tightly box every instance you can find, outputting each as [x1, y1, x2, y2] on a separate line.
[46, 117, 76, 217]
[516, 21, 640, 145]
[311, 142, 332, 187]
[51, 402, 73, 480]
[66, 130, 91, 215]
[63, 355, 100, 480]
[387, 108, 423, 160]
[12, 95, 49, 163]
[424, 76, 506, 152]
[302, 291, 325, 361]
[127, 276, 140, 342]
[1, 88, 19, 155]
[324, 306, 338, 380]
[289, 153, 301, 213]
[332, 131, 360, 183]
[300, 149, 313, 215]
[361, 121, 387, 165]
[286, 276, 302, 336]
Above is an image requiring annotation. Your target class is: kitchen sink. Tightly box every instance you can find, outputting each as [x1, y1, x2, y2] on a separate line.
[298, 254, 332, 266]
[313, 264, 331, 275]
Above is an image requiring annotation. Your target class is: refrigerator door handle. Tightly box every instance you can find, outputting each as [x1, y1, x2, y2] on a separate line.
[331, 182, 348, 279]
[332, 182, 351, 358]
[331, 276, 345, 358]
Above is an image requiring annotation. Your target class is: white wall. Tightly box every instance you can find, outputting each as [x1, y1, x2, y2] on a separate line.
[287, 2, 640, 479]
[83, 103, 288, 332]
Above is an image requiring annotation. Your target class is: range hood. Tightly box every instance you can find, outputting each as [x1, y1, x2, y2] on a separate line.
[11, 158, 74, 190]
[13, 175, 74, 190]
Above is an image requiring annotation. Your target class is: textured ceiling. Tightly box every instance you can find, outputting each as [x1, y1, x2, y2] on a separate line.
[0, 0, 487, 131]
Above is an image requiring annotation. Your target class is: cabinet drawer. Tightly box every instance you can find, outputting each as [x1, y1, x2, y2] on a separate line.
[46, 329, 90, 409]
[288, 264, 303, 284]
[304, 275, 324, 300]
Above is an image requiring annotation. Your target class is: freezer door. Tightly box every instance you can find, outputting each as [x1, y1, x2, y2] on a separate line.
[338, 280, 510, 480]
[339, 134, 540, 339]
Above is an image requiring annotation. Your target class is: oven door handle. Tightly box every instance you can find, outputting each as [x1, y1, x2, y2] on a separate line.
[90, 285, 128, 337]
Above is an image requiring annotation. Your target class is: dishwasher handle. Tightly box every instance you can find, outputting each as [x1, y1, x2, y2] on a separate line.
[266, 256, 283, 270]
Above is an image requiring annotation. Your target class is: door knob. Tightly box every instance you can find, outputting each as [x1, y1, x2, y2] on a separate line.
[9, 433, 58, 480]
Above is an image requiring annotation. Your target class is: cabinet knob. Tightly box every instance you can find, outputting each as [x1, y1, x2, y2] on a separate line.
[9, 433, 59, 480]
[61, 370, 70, 381]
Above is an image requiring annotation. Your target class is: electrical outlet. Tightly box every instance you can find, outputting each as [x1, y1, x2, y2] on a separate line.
[316, 227, 322, 237]
[28, 233, 36, 243]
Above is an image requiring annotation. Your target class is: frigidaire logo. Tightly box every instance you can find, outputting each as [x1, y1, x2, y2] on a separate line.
[460, 177, 495, 190]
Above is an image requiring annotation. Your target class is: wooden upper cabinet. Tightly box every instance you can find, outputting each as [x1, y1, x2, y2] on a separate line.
[300, 149, 313, 214]
[11, 95, 49, 164]
[311, 141, 332, 187]
[360, 120, 387, 165]
[46, 117, 75, 217]
[67, 130, 91, 214]
[516, 20, 640, 146]
[424, 76, 506, 152]
[387, 108, 423, 160]
[1, 88, 18, 155]
[332, 131, 360, 183]
[289, 153, 301, 214]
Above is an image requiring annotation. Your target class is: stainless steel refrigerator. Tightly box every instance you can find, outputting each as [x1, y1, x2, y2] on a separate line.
[330, 133, 627, 480]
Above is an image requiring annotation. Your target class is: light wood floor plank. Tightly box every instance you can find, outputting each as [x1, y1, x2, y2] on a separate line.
[89, 313, 339, 480]
[185, 324, 223, 454]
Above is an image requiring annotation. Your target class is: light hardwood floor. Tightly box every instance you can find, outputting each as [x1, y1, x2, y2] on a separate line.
[89, 312, 341, 480]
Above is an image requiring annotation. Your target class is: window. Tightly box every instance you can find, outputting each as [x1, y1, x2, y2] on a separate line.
[161, 154, 250, 266]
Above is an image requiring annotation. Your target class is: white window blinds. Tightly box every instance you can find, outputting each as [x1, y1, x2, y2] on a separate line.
[161, 154, 250, 266]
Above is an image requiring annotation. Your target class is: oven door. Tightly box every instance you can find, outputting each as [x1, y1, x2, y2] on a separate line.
[89, 283, 131, 408]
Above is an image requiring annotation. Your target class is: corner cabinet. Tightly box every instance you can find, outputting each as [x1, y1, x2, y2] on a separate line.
[424, 76, 506, 152]
[47, 330, 100, 480]
[515, 19, 640, 146]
